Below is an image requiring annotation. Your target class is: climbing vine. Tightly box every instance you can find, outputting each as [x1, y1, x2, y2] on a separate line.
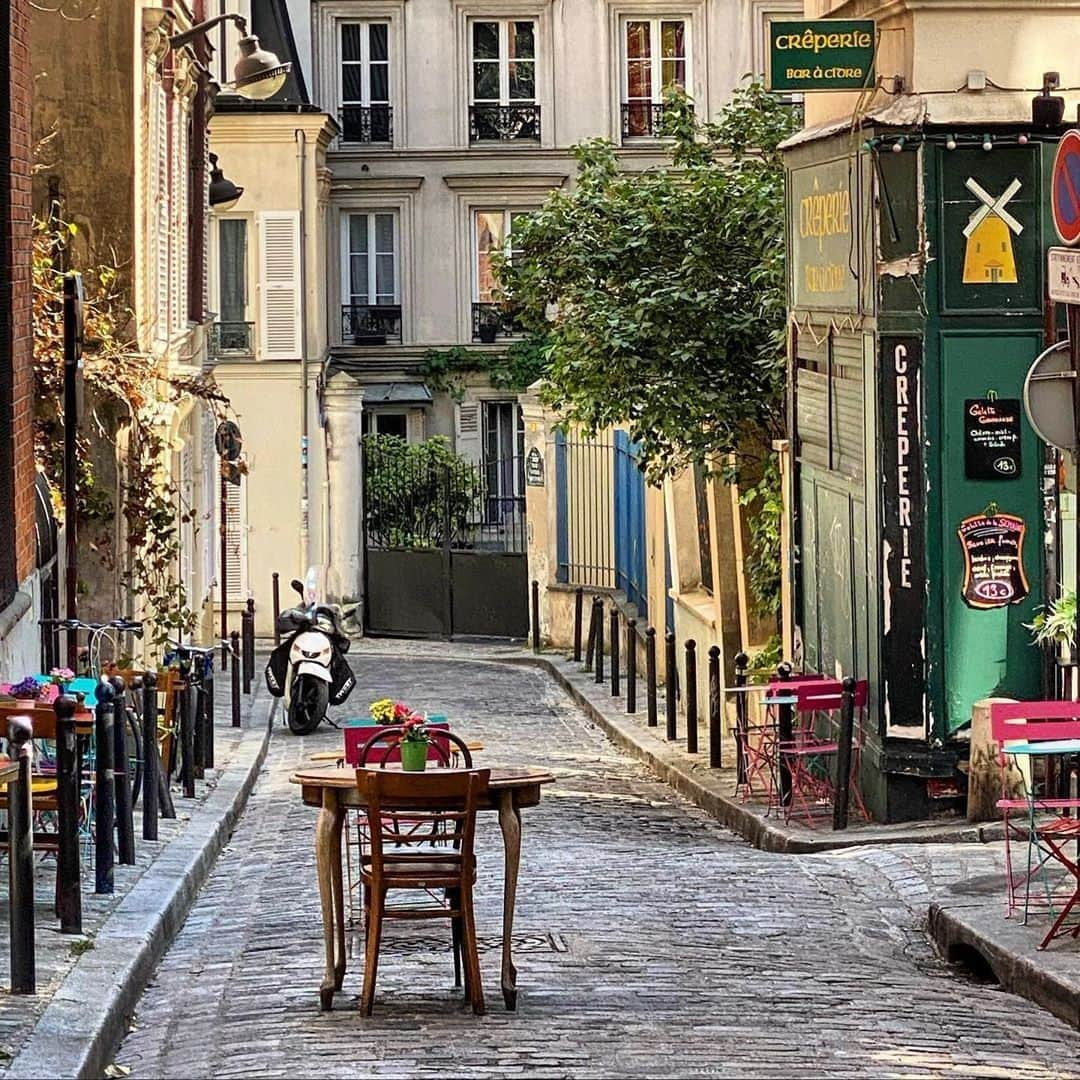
[32, 215, 232, 647]
[417, 336, 548, 401]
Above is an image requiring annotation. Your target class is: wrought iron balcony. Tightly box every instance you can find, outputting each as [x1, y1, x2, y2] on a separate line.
[471, 303, 519, 343]
[469, 104, 541, 143]
[620, 102, 690, 140]
[342, 304, 402, 346]
[339, 104, 393, 145]
[208, 321, 254, 358]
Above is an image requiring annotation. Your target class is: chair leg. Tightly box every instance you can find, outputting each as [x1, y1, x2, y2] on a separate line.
[360, 887, 384, 1016]
[461, 883, 484, 1016]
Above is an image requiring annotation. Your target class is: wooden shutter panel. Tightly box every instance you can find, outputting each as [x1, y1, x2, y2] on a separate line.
[455, 400, 482, 464]
[258, 211, 302, 359]
[154, 82, 169, 341]
[222, 479, 248, 601]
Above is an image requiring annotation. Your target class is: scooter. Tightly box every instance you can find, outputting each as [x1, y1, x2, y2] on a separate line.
[265, 572, 356, 735]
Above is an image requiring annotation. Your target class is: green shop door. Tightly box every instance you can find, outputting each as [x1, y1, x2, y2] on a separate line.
[938, 330, 1044, 734]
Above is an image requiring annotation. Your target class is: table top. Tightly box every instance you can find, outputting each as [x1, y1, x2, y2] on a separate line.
[1007, 738, 1080, 756]
[0, 760, 20, 784]
[290, 764, 554, 792]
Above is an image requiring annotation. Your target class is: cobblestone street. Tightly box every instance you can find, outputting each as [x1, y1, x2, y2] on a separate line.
[116, 654, 1080, 1078]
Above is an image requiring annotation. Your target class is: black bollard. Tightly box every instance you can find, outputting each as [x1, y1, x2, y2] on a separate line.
[231, 631, 242, 728]
[626, 618, 637, 714]
[110, 677, 135, 865]
[242, 599, 254, 696]
[54, 696, 81, 933]
[573, 587, 584, 663]
[685, 640, 698, 754]
[777, 662, 794, 809]
[141, 673, 159, 842]
[94, 679, 116, 894]
[585, 597, 601, 671]
[645, 627, 657, 727]
[610, 607, 620, 697]
[204, 667, 215, 770]
[665, 632, 678, 741]
[531, 580, 541, 653]
[7, 715, 35, 993]
[272, 572, 281, 648]
[594, 601, 604, 685]
[734, 652, 749, 786]
[181, 680, 196, 798]
[833, 677, 858, 831]
[708, 646, 722, 769]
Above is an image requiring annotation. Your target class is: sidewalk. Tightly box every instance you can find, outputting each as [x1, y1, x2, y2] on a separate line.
[1, 657, 277, 1080]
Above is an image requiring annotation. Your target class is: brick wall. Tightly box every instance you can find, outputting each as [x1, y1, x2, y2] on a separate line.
[8, 0, 35, 586]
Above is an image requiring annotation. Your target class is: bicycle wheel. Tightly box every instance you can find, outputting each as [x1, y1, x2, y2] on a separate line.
[124, 705, 143, 807]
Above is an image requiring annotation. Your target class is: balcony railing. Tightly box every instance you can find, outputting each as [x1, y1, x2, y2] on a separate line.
[339, 104, 393, 145]
[621, 102, 689, 140]
[469, 104, 541, 143]
[209, 321, 254, 358]
[342, 304, 402, 346]
[471, 302, 519, 343]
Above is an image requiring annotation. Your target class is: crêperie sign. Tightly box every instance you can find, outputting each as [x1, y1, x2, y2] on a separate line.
[768, 20, 876, 93]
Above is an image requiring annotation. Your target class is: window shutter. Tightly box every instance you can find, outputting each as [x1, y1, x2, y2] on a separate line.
[258, 211, 302, 360]
[153, 81, 169, 341]
[179, 443, 194, 606]
[222, 479, 248, 601]
[455, 401, 482, 464]
[200, 413, 216, 605]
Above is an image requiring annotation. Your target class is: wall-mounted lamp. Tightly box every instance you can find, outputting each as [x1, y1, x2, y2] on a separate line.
[1032, 71, 1065, 129]
[168, 12, 291, 100]
[208, 154, 244, 209]
[945, 134, 957, 150]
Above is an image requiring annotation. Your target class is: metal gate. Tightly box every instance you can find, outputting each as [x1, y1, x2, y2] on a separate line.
[362, 437, 528, 638]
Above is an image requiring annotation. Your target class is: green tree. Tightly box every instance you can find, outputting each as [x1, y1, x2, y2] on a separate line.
[498, 83, 798, 482]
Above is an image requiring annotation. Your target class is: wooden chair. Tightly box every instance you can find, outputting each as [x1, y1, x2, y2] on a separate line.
[355, 767, 490, 1016]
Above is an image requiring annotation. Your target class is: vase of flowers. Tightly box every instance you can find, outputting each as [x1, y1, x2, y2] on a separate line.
[48, 667, 75, 694]
[8, 677, 42, 702]
[399, 714, 430, 772]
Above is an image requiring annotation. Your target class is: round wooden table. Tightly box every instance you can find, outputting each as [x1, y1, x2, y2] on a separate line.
[290, 764, 554, 1011]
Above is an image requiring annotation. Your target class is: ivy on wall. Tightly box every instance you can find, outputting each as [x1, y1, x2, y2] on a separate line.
[417, 336, 548, 402]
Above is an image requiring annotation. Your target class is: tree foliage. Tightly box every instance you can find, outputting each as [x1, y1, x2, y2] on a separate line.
[32, 216, 231, 646]
[497, 83, 798, 482]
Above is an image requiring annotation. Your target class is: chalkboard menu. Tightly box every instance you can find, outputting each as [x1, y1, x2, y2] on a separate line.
[964, 398, 1022, 480]
[957, 511, 1030, 609]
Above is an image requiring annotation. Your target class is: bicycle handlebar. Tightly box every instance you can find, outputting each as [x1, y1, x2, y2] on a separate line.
[40, 617, 144, 638]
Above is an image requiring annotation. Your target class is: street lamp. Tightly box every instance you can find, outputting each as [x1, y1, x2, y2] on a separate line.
[208, 154, 244, 209]
[168, 12, 291, 101]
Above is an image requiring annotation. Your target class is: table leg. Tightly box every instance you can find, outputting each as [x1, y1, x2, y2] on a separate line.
[497, 792, 521, 1010]
[331, 804, 347, 991]
[316, 791, 343, 1010]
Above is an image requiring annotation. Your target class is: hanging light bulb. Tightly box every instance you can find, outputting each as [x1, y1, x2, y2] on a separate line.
[982, 133, 993, 151]
[891, 136, 906, 153]
[1018, 132, 1030, 145]
[945, 134, 957, 150]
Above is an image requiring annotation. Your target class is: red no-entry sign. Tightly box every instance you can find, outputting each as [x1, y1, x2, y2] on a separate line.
[1052, 129, 1080, 245]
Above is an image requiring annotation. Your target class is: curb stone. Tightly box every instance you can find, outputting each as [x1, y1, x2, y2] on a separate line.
[505, 653, 1007, 855]
[5, 696, 278, 1080]
[928, 902, 1080, 1031]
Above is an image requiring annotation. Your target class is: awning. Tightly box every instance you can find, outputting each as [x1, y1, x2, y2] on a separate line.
[362, 382, 433, 407]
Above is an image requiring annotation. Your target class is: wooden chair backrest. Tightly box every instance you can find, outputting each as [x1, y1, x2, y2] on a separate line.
[990, 700, 1080, 747]
[356, 768, 490, 876]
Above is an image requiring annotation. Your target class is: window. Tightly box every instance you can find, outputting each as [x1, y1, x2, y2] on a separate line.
[622, 18, 688, 137]
[483, 401, 525, 524]
[341, 212, 401, 344]
[364, 411, 408, 439]
[340, 22, 392, 143]
[473, 209, 528, 302]
[212, 219, 252, 355]
[344, 212, 397, 306]
[470, 20, 540, 141]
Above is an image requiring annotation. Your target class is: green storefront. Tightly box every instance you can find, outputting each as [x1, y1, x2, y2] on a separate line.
[784, 119, 1063, 822]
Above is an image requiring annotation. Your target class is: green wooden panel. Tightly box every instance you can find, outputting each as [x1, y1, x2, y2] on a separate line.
[939, 330, 1044, 733]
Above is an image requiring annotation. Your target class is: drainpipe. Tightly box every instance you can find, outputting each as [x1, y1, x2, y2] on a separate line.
[297, 128, 310, 573]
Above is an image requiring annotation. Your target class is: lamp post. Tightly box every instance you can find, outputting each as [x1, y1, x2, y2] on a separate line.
[208, 153, 243, 210]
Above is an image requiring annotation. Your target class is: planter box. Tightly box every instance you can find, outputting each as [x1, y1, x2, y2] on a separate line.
[343, 716, 450, 767]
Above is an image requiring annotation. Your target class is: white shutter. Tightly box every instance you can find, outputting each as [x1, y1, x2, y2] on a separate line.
[258, 211, 302, 359]
[153, 81, 169, 342]
[221, 478, 248, 601]
[455, 400, 482, 464]
[200, 413, 216, 604]
[179, 442, 194, 606]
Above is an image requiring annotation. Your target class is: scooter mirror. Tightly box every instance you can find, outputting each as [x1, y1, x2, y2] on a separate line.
[290, 578, 305, 596]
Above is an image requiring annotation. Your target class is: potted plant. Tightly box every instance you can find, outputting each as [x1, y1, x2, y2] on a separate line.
[478, 308, 500, 344]
[398, 712, 431, 772]
[1026, 588, 1076, 656]
[48, 667, 75, 695]
[8, 677, 42, 702]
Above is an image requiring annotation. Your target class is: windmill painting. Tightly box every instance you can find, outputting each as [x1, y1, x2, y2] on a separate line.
[962, 177, 1023, 284]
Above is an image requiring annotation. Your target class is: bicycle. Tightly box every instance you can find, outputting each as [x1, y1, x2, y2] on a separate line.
[160, 639, 225, 788]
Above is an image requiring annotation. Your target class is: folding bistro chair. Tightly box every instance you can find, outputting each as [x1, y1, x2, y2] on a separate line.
[990, 700, 1080, 944]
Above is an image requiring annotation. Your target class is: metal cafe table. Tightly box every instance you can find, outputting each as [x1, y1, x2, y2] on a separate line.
[290, 763, 554, 1010]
